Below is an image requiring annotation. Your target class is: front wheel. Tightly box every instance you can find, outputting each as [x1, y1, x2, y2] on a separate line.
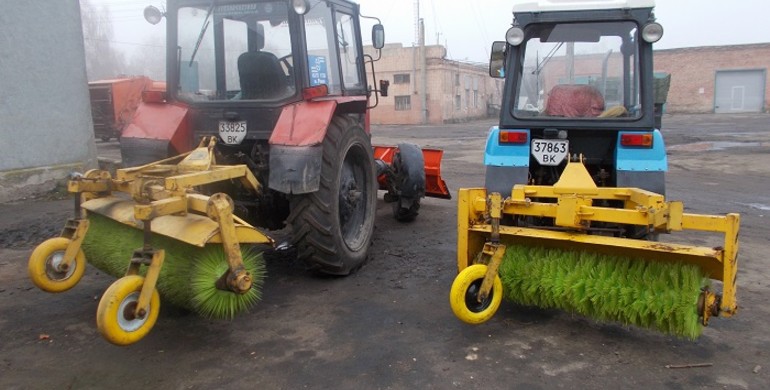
[288, 116, 377, 275]
[28, 237, 86, 293]
[96, 275, 160, 346]
[449, 264, 503, 324]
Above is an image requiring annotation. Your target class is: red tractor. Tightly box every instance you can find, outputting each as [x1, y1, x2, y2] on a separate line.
[124, 0, 450, 274]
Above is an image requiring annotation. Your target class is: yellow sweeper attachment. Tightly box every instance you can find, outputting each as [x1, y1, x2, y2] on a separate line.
[450, 158, 740, 339]
[28, 138, 273, 345]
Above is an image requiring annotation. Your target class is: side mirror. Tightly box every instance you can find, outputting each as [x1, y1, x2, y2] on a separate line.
[489, 41, 506, 79]
[372, 24, 385, 49]
[379, 79, 389, 97]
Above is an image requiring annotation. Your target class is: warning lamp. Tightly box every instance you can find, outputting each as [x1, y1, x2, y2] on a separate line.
[302, 84, 329, 100]
[499, 130, 528, 144]
[142, 90, 166, 103]
[620, 133, 653, 147]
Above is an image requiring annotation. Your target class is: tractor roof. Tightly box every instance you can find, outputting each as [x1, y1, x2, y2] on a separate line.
[513, 0, 655, 13]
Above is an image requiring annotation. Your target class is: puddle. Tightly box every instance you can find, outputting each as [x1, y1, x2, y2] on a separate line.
[668, 141, 762, 152]
[737, 202, 770, 212]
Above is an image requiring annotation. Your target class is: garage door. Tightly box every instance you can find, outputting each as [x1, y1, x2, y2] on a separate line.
[714, 69, 766, 113]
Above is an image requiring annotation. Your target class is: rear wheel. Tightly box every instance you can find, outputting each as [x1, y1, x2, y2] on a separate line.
[288, 116, 376, 275]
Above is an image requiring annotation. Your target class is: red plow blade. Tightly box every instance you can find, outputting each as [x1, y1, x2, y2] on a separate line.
[373, 145, 451, 199]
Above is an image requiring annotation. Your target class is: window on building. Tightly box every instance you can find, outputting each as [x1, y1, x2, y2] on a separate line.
[454, 94, 461, 111]
[394, 73, 411, 84]
[465, 90, 470, 108]
[455, 73, 460, 86]
[395, 95, 411, 111]
[473, 90, 479, 109]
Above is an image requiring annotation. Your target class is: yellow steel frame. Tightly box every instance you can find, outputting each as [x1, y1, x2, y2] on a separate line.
[457, 159, 740, 319]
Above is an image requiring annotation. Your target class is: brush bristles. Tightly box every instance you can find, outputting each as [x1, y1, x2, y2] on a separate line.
[498, 244, 708, 339]
[82, 213, 266, 319]
[189, 247, 265, 320]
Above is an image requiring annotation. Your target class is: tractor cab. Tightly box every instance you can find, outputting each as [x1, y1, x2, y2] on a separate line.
[125, 0, 385, 168]
[167, 0, 374, 104]
[485, 0, 669, 199]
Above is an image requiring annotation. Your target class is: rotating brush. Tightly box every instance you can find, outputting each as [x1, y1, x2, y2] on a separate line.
[498, 244, 708, 339]
[81, 213, 266, 319]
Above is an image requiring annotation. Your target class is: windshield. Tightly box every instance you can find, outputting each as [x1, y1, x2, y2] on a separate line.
[176, 1, 295, 102]
[514, 21, 640, 120]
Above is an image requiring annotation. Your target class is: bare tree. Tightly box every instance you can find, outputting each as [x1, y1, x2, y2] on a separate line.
[80, 0, 125, 80]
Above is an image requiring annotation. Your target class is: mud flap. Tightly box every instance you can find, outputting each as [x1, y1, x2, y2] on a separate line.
[120, 137, 170, 167]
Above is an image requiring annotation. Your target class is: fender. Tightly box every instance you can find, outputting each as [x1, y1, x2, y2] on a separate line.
[268, 97, 366, 194]
[483, 126, 530, 196]
[615, 129, 667, 195]
[120, 100, 191, 167]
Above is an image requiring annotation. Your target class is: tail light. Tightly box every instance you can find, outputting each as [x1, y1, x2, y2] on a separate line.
[620, 133, 653, 147]
[302, 84, 329, 100]
[499, 130, 528, 144]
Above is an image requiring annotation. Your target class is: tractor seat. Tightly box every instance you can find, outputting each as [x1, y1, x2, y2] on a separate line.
[544, 85, 605, 118]
[237, 51, 286, 99]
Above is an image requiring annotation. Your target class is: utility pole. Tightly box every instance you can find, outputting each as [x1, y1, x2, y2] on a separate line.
[420, 18, 427, 124]
[412, 0, 419, 96]
[414, 0, 420, 46]
[566, 42, 575, 83]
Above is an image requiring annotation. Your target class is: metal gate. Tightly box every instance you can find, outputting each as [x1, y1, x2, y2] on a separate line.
[714, 69, 766, 113]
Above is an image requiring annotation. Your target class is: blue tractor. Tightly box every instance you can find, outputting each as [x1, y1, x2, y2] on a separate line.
[484, 0, 669, 238]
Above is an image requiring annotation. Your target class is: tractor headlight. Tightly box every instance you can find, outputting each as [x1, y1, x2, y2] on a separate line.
[143, 5, 164, 25]
[505, 27, 525, 46]
[641, 22, 664, 43]
[292, 0, 310, 15]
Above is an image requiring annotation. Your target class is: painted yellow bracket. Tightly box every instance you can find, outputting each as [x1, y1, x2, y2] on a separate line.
[125, 246, 164, 318]
[206, 193, 252, 294]
[57, 218, 90, 272]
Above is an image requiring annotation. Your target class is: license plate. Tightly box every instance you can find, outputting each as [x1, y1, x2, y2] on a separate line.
[218, 120, 247, 145]
[531, 139, 569, 166]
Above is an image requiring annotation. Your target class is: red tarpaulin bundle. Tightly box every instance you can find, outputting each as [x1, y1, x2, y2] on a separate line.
[545, 85, 605, 118]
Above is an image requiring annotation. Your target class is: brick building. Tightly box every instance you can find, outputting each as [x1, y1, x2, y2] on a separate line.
[654, 43, 770, 113]
[365, 43, 504, 125]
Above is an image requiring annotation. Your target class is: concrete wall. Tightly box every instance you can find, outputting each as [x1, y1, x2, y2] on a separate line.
[654, 43, 770, 113]
[0, 1, 97, 202]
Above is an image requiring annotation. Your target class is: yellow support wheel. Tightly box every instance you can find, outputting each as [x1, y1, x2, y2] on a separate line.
[450, 264, 503, 324]
[28, 237, 86, 293]
[97, 275, 160, 346]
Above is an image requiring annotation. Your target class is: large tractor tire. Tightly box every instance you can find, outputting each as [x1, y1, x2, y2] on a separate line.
[288, 116, 377, 275]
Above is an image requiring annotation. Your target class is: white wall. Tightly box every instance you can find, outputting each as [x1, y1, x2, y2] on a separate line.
[0, 1, 97, 202]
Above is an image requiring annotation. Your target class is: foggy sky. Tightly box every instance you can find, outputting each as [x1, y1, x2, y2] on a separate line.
[105, 0, 770, 63]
